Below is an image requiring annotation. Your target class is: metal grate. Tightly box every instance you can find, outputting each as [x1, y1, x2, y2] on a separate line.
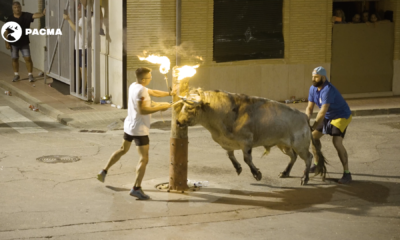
[37, 155, 80, 164]
[69, 106, 94, 111]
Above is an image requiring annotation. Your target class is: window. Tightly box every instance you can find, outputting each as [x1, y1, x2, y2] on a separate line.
[0, 0, 13, 22]
[213, 0, 284, 63]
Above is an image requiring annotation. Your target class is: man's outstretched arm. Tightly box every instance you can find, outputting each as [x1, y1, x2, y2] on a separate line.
[148, 89, 170, 97]
[33, 8, 46, 19]
[63, 14, 78, 32]
[138, 100, 171, 115]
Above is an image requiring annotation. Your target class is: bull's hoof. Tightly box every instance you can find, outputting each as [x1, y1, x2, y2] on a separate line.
[253, 171, 262, 181]
[236, 167, 242, 176]
[301, 177, 309, 185]
[279, 171, 290, 178]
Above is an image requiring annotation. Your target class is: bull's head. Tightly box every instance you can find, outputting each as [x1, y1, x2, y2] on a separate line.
[176, 88, 204, 128]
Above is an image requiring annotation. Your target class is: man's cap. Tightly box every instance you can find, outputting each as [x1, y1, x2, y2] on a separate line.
[312, 66, 329, 81]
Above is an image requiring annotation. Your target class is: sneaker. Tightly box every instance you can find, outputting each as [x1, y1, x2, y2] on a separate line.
[130, 188, 150, 200]
[12, 75, 20, 82]
[338, 172, 352, 184]
[97, 170, 107, 183]
[28, 75, 35, 82]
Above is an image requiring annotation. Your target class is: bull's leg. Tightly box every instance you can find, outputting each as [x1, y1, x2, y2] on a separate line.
[298, 150, 313, 185]
[278, 146, 298, 178]
[227, 151, 242, 175]
[242, 148, 262, 181]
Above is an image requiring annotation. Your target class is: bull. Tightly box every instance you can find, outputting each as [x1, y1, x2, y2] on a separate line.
[175, 89, 327, 185]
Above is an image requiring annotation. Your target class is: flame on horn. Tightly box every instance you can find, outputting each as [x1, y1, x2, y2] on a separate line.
[138, 55, 171, 74]
[174, 65, 200, 81]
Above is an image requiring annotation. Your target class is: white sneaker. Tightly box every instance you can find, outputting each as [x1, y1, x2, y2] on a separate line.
[97, 170, 106, 183]
[129, 188, 150, 200]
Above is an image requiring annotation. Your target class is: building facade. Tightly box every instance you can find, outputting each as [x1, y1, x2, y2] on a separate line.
[126, 0, 400, 103]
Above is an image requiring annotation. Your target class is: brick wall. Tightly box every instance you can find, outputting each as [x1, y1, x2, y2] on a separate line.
[378, 0, 400, 60]
[127, 0, 334, 67]
[125, 0, 399, 100]
[285, 0, 333, 63]
[179, 0, 333, 65]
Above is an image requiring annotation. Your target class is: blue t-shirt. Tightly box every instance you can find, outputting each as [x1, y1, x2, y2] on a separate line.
[308, 81, 351, 120]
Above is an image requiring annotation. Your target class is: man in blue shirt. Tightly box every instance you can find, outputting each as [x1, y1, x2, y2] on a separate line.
[305, 66, 352, 184]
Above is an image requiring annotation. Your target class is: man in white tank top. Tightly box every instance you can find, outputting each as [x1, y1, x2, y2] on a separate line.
[97, 67, 173, 200]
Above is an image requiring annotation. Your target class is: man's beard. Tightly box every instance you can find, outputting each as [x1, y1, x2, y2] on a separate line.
[312, 80, 323, 87]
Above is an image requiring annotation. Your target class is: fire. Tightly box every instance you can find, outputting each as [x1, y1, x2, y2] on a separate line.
[138, 55, 171, 74]
[174, 65, 200, 81]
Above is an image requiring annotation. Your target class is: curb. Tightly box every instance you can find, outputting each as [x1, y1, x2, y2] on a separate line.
[2, 80, 400, 129]
[0, 80, 63, 120]
[351, 108, 400, 116]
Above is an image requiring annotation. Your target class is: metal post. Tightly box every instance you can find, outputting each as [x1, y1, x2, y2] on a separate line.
[75, 0, 80, 96]
[57, 1, 61, 79]
[86, 0, 92, 101]
[93, 0, 100, 103]
[169, 0, 188, 192]
[69, 0, 74, 94]
[81, 4, 86, 99]
[44, 0, 48, 84]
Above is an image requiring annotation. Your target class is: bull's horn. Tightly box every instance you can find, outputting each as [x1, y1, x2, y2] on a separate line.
[179, 96, 201, 105]
[171, 99, 183, 106]
[185, 100, 200, 105]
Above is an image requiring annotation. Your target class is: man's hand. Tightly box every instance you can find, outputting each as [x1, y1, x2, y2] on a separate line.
[5, 42, 11, 50]
[171, 85, 177, 96]
[310, 121, 317, 131]
[43, 8, 46, 16]
[63, 14, 70, 21]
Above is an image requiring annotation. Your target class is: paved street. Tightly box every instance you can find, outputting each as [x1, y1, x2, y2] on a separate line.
[0, 93, 400, 240]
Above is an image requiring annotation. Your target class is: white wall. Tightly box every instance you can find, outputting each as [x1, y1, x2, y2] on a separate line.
[0, 0, 45, 71]
[99, 0, 123, 106]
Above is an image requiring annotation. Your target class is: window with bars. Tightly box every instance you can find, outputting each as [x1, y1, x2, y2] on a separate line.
[213, 0, 284, 63]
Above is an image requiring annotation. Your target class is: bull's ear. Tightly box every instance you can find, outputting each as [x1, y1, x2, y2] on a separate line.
[196, 88, 205, 101]
[196, 88, 203, 95]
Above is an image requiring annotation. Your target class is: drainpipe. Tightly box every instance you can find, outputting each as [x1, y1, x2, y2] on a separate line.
[176, 0, 181, 66]
[122, 0, 127, 109]
[169, 0, 189, 193]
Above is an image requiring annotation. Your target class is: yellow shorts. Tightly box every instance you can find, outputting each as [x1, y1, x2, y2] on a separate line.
[331, 115, 352, 133]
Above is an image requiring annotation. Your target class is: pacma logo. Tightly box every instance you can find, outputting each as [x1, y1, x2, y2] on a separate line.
[26, 28, 62, 35]
[1, 21, 62, 43]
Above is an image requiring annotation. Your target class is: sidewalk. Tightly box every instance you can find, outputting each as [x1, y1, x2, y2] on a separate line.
[0, 52, 172, 130]
[0, 52, 400, 129]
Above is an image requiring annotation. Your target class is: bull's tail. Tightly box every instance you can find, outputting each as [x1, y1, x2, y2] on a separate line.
[310, 130, 328, 180]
